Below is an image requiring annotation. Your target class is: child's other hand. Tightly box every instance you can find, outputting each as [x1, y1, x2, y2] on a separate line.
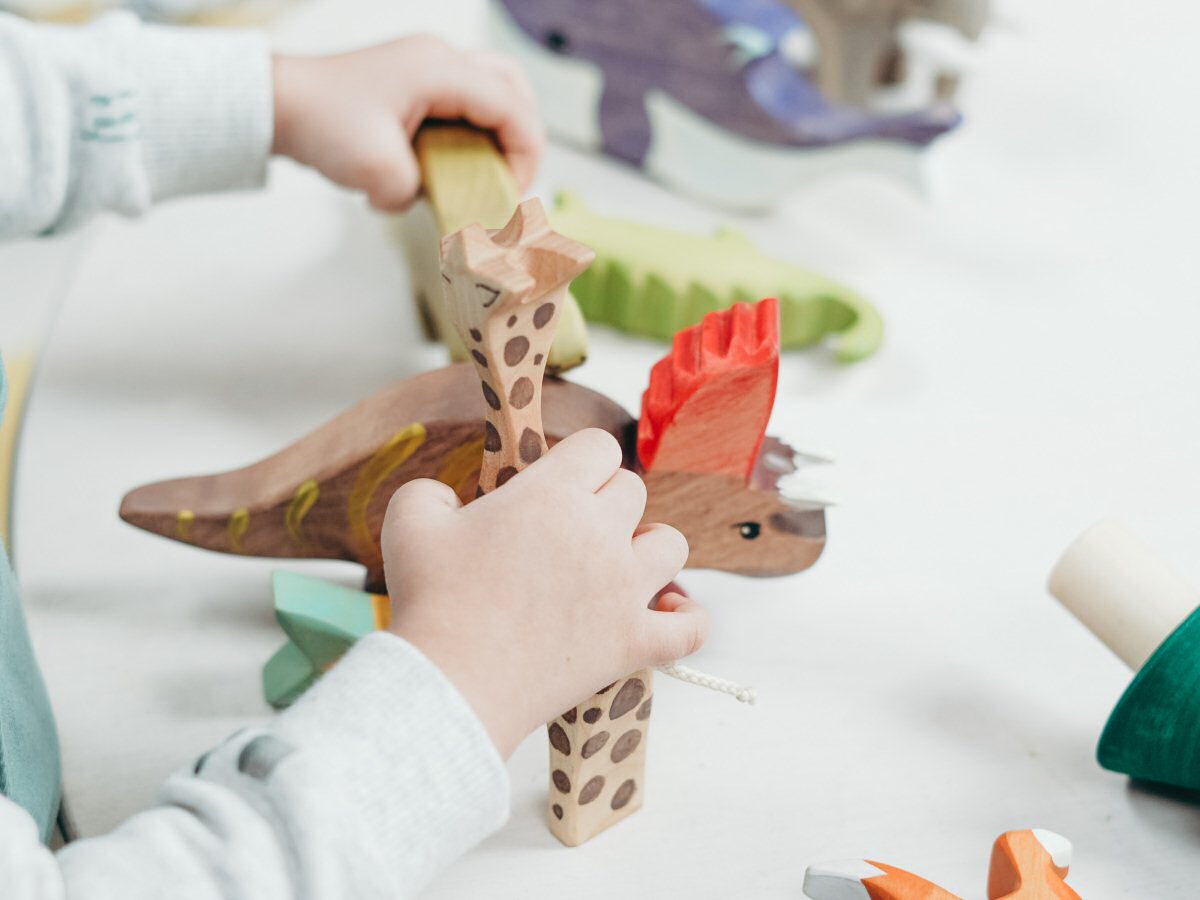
[272, 36, 545, 211]
[381, 429, 709, 758]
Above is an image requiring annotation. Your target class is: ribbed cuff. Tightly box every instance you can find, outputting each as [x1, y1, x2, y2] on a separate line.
[273, 632, 510, 894]
[131, 22, 273, 202]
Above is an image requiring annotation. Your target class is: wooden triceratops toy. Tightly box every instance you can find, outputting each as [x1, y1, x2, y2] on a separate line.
[120, 200, 828, 846]
[119, 293, 827, 592]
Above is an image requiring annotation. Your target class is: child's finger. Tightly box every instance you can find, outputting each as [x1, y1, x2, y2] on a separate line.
[472, 53, 545, 189]
[631, 523, 689, 592]
[424, 61, 545, 193]
[386, 478, 463, 520]
[530, 428, 623, 493]
[596, 468, 647, 530]
[641, 594, 710, 664]
[361, 136, 422, 212]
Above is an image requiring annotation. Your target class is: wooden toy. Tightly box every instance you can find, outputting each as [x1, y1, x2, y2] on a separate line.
[441, 197, 656, 844]
[786, 0, 988, 108]
[552, 191, 883, 362]
[396, 124, 589, 374]
[1049, 520, 1200, 792]
[803, 829, 1082, 899]
[119, 295, 828, 590]
[487, 0, 974, 208]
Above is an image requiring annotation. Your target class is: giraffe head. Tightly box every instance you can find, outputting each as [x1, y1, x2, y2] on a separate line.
[639, 298, 827, 577]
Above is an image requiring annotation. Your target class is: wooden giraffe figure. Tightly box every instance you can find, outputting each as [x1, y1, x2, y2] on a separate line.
[440, 197, 654, 846]
[803, 829, 1083, 900]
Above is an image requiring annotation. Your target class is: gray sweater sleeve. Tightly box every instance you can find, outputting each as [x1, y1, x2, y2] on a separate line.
[0, 633, 511, 900]
[0, 10, 273, 238]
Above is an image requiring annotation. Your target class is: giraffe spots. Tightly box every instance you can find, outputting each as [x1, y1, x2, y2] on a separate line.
[636, 697, 653, 720]
[581, 732, 610, 759]
[598, 682, 616, 694]
[481, 382, 501, 410]
[510, 377, 534, 409]
[579, 776, 605, 804]
[533, 302, 556, 328]
[552, 803, 564, 820]
[610, 779, 636, 811]
[471, 350, 489, 368]
[469, 328, 482, 342]
[610, 729, 642, 763]
[609, 679, 645, 720]
[504, 336, 530, 366]
[507, 314, 517, 327]
[582, 707, 601, 724]
[548, 722, 571, 755]
[475, 485, 485, 499]
[534, 353, 544, 366]
[519, 428, 543, 463]
[552, 770, 571, 793]
[484, 422, 502, 452]
[497, 466, 518, 487]
[562, 707, 577, 724]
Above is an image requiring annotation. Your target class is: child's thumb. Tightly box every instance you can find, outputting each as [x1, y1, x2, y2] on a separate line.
[362, 138, 422, 212]
[385, 478, 463, 522]
[642, 594, 710, 665]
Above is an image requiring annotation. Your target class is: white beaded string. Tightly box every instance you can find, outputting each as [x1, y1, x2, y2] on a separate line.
[657, 661, 757, 705]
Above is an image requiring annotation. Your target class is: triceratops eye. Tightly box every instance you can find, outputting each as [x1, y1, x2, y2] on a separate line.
[735, 521, 761, 540]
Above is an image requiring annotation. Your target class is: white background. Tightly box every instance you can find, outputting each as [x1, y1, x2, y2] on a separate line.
[8, 0, 1200, 896]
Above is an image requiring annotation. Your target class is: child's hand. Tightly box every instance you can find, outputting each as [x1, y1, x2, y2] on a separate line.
[381, 429, 709, 758]
[272, 36, 545, 211]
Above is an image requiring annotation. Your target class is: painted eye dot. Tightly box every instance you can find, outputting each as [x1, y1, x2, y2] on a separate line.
[544, 29, 571, 53]
[736, 521, 761, 540]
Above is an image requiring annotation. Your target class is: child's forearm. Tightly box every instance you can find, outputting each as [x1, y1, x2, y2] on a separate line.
[0, 11, 271, 239]
[1, 633, 508, 900]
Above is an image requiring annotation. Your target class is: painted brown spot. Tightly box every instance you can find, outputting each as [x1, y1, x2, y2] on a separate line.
[636, 697, 653, 721]
[533, 303, 556, 328]
[579, 776, 605, 805]
[469, 328, 482, 342]
[481, 382, 501, 411]
[598, 682, 615, 694]
[509, 377, 534, 409]
[582, 707, 601, 724]
[552, 803, 564, 820]
[471, 350, 488, 368]
[475, 485, 485, 499]
[519, 428, 543, 464]
[547, 722, 571, 755]
[497, 466, 518, 487]
[534, 353, 544, 366]
[484, 422, 502, 452]
[552, 770, 571, 793]
[562, 707, 577, 724]
[610, 729, 642, 763]
[581, 732, 610, 759]
[610, 779, 636, 810]
[609, 678, 645, 720]
[504, 336, 530, 366]
[507, 314, 518, 327]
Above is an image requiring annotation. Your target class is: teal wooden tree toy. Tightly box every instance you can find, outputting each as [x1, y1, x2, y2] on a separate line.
[1049, 520, 1200, 792]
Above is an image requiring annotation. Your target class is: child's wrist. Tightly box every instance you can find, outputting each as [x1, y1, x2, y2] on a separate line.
[270, 55, 304, 159]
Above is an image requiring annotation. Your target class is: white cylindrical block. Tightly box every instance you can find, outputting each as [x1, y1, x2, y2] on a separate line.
[1048, 519, 1200, 670]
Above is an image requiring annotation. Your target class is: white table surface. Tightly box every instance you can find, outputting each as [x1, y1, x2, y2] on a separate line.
[10, 0, 1200, 895]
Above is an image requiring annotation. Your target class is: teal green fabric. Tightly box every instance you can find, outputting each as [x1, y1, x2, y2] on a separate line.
[0, 355, 63, 842]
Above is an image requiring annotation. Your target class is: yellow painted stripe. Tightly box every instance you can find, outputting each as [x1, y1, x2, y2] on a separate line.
[176, 509, 195, 541]
[371, 592, 392, 631]
[228, 507, 250, 554]
[348, 423, 427, 565]
[436, 435, 485, 502]
[0, 352, 36, 548]
[284, 479, 320, 547]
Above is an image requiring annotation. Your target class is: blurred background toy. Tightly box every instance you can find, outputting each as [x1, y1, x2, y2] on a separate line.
[803, 829, 1081, 899]
[1049, 520, 1200, 794]
[488, 0, 987, 207]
